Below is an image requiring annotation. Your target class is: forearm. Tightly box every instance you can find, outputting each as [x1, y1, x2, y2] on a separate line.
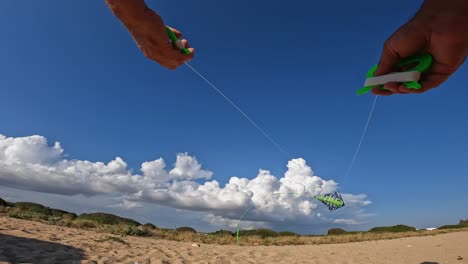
[105, 0, 151, 22]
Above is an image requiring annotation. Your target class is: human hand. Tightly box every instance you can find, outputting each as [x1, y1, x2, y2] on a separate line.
[106, 0, 194, 70]
[373, 0, 468, 95]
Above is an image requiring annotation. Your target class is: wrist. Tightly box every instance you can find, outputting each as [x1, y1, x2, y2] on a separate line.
[419, 0, 468, 17]
[412, 0, 468, 33]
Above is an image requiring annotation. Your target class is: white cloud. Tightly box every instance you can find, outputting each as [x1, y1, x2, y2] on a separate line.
[169, 153, 213, 180]
[0, 134, 372, 228]
[110, 199, 143, 209]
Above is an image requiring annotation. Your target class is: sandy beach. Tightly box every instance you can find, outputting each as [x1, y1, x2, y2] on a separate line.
[0, 216, 466, 264]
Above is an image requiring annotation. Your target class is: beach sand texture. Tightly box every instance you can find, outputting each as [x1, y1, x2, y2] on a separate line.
[0, 216, 466, 264]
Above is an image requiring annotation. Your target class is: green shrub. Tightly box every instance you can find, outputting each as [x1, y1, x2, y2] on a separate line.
[327, 228, 348, 235]
[238, 229, 279, 238]
[0, 197, 7, 207]
[108, 225, 152, 237]
[438, 225, 457, 229]
[142, 223, 157, 229]
[211, 230, 234, 236]
[0, 206, 10, 213]
[13, 202, 50, 215]
[71, 219, 98, 229]
[50, 209, 74, 217]
[176, 227, 197, 233]
[76, 213, 140, 226]
[438, 220, 468, 230]
[279, 231, 299, 236]
[368, 225, 416, 233]
[8, 210, 49, 221]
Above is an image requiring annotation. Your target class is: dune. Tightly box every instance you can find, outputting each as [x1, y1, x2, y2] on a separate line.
[0, 216, 467, 264]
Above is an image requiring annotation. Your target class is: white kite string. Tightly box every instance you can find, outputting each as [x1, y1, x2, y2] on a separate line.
[342, 95, 378, 180]
[184, 61, 377, 179]
[184, 60, 378, 237]
[184, 62, 289, 155]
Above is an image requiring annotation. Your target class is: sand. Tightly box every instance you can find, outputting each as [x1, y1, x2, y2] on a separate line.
[0, 216, 466, 264]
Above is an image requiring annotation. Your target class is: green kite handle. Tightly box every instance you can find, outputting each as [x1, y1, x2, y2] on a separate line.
[357, 53, 433, 95]
[165, 26, 192, 55]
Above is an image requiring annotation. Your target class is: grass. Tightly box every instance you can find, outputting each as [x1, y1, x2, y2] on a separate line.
[75, 213, 140, 226]
[328, 228, 348, 235]
[237, 229, 279, 238]
[368, 224, 417, 233]
[279, 231, 299, 237]
[1, 196, 467, 246]
[142, 223, 157, 229]
[175, 227, 197, 233]
[438, 220, 468, 230]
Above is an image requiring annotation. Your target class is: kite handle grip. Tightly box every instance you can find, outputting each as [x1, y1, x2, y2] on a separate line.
[165, 26, 192, 55]
[357, 54, 433, 95]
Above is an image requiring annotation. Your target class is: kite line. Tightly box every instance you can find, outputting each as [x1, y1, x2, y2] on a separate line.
[342, 95, 378, 181]
[184, 62, 288, 155]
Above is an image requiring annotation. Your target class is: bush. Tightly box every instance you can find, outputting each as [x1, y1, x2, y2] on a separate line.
[238, 229, 279, 238]
[76, 213, 141, 226]
[142, 223, 157, 229]
[328, 228, 347, 235]
[56, 213, 77, 227]
[8, 210, 49, 221]
[438, 225, 459, 230]
[0, 197, 7, 207]
[108, 225, 153, 237]
[176, 227, 197, 233]
[50, 209, 74, 217]
[279, 231, 299, 237]
[71, 219, 98, 229]
[13, 202, 50, 215]
[438, 220, 468, 230]
[368, 225, 416, 233]
[211, 230, 234, 236]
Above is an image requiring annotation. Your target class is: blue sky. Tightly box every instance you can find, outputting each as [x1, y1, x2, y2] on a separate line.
[0, 0, 467, 233]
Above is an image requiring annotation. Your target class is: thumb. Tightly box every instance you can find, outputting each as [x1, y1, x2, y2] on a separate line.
[375, 24, 428, 76]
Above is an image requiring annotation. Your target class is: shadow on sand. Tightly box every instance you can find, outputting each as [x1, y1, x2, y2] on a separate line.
[420, 262, 440, 264]
[0, 233, 85, 263]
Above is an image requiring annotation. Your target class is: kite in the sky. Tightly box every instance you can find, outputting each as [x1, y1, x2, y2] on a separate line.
[314, 191, 345, 211]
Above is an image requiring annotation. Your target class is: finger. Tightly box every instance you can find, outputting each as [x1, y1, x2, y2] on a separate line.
[181, 39, 190, 48]
[167, 26, 182, 38]
[171, 49, 194, 63]
[396, 85, 414, 94]
[418, 61, 458, 90]
[375, 40, 401, 76]
[382, 82, 400, 93]
[372, 87, 394, 96]
[375, 24, 428, 76]
[180, 40, 195, 59]
[187, 48, 195, 57]
[420, 73, 450, 90]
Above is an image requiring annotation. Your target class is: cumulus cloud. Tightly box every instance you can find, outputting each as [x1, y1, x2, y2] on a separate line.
[0, 134, 371, 227]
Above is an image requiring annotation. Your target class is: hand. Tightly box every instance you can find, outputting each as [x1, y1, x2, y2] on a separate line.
[106, 0, 194, 70]
[373, 0, 468, 96]
[131, 21, 195, 70]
